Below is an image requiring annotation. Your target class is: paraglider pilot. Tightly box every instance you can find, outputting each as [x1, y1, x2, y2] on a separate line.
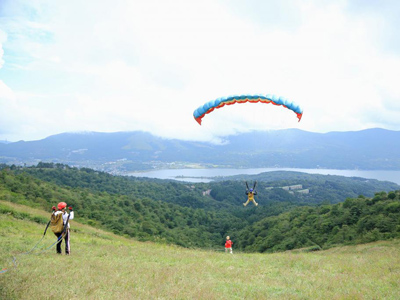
[243, 182, 258, 206]
[54, 202, 74, 255]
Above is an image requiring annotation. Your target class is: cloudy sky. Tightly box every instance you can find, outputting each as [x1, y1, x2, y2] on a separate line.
[0, 0, 399, 142]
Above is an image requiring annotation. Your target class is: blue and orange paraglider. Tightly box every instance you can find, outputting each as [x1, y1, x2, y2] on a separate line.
[193, 94, 303, 125]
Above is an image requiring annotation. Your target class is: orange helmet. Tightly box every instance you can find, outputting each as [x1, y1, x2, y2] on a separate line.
[57, 202, 67, 210]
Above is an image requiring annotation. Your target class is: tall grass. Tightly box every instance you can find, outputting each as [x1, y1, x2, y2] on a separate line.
[1, 200, 399, 299]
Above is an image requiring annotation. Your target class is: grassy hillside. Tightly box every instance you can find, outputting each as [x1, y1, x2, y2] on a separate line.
[1, 201, 399, 299]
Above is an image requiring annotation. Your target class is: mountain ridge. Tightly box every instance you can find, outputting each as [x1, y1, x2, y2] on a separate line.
[0, 128, 399, 171]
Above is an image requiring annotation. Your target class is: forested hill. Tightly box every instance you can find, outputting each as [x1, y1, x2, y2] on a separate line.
[1, 128, 400, 171]
[1, 164, 399, 252]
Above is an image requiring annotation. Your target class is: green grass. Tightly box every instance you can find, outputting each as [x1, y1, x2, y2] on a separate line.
[1, 200, 400, 299]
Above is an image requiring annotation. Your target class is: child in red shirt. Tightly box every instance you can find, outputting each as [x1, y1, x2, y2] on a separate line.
[225, 236, 233, 254]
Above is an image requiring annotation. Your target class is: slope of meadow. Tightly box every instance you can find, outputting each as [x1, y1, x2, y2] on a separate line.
[1, 200, 399, 299]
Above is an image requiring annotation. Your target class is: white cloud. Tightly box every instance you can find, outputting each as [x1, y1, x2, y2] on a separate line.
[0, 0, 399, 141]
[0, 30, 6, 69]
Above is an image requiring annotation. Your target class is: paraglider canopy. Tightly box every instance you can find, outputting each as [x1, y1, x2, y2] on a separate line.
[193, 94, 303, 125]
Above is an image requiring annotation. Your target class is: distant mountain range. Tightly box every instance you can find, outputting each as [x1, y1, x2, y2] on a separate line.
[1, 128, 400, 172]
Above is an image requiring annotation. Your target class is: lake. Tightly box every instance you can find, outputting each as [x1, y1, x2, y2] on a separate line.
[128, 168, 400, 185]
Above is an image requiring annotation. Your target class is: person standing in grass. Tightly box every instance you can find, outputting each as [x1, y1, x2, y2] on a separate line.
[53, 202, 74, 255]
[225, 236, 233, 254]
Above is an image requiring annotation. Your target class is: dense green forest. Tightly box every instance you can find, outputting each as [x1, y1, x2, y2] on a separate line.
[1, 163, 399, 252]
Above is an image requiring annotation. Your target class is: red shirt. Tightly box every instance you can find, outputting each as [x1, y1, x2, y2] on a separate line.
[225, 240, 233, 248]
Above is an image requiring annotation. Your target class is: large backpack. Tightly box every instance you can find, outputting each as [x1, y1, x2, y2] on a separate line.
[50, 213, 64, 234]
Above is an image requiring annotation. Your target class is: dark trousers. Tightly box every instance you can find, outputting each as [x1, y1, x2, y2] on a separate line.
[55, 229, 70, 255]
